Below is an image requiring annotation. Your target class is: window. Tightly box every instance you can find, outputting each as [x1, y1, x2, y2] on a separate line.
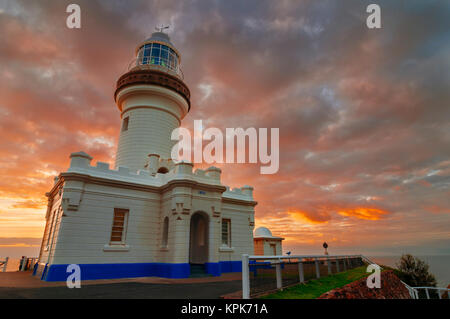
[45, 208, 58, 247]
[270, 244, 277, 255]
[110, 208, 129, 244]
[162, 217, 169, 247]
[221, 219, 231, 247]
[136, 43, 180, 73]
[122, 116, 129, 132]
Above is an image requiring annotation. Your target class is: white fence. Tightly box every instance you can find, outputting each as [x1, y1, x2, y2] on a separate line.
[411, 287, 450, 299]
[242, 254, 365, 299]
[241, 254, 450, 300]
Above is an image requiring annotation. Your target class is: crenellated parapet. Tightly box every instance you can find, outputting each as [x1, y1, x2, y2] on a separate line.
[66, 151, 223, 187]
[54, 151, 255, 211]
[223, 185, 254, 201]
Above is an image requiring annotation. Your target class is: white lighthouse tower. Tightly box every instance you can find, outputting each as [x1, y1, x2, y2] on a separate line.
[114, 31, 191, 171]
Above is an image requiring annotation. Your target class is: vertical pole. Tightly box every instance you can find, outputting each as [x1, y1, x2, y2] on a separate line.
[343, 257, 347, 271]
[438, 289, 442, 299]
[315, 258, 320, 279]
[275, 262, 282, 289]
[327, 256, 332, 275]
[298, 260, 304, 283]
[242, 254, 250, 299]
[2, 257, 8, 272]
[20, 256, 27, 271]
[336, 258, 340, 272]
[425, 288, 430, 299]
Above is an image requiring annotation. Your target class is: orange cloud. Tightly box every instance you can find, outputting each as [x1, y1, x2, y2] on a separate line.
[337, 207, 389, 221]
[287, 210, 329, 224]
[10, 199, 47, 209]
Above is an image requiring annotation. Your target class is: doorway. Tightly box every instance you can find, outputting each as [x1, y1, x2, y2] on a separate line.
[189, 212, 209, 264]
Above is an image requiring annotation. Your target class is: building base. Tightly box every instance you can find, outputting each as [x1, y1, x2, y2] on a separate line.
[35, 261, 242, 282]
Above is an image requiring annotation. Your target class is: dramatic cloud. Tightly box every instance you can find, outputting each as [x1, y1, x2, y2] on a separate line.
[0, 0, 449, 256]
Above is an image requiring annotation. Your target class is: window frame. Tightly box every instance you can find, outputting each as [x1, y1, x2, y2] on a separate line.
[121, 116, 129, 132]
[110, 208, 129, 245]
[221, 218, 231, 248]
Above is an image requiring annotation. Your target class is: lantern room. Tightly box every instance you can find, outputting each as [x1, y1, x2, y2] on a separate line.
[133, 31, 182, 78]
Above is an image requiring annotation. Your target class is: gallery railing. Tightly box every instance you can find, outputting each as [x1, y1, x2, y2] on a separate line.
[126, 57, 184, 79]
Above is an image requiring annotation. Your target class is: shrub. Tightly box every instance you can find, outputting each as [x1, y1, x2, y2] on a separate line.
[396, 254, 437, 287]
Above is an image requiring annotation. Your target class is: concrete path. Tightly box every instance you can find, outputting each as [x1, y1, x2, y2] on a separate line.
[0, 272, 242, 299]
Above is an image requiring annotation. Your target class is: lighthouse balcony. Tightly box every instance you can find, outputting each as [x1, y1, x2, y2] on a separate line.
[128, 56, 184, 80]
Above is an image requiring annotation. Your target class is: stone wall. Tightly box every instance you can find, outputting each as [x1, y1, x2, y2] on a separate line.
[318, 270, 412, 299]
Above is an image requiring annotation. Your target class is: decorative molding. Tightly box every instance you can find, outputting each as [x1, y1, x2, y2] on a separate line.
[115, 69, 190, 110]
[221, 197, 257, 207]
[103, 244, 130, 252]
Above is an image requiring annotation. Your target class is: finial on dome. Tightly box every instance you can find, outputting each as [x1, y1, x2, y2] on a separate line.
[155, 24, 170, 33]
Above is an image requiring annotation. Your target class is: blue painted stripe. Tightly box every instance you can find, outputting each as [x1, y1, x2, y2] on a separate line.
[42, 261, 242, 281]
[219, 260, 242, 273]
[42, 262, 190, 282]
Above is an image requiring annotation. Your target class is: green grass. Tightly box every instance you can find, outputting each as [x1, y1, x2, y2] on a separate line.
[260, 266, 370, 299]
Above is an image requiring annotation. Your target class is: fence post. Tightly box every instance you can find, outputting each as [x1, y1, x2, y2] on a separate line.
[336, 258, 340, 272]
[20, 256, 27, 271]
[425, 288, 430, 299]
[315, 258, 320, 279]
[343, 257, 347, 271]
[298, 260, 304, 283]
[2, 257, 8, 272]
[242, 254, 250, 299]
[275, 261, 282, 289]
[327, 256, 332, 275]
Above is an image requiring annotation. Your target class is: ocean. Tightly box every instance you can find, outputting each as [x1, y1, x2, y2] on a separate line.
[370, 255, 450, 288]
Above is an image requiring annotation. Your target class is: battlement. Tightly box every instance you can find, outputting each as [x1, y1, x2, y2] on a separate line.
[223, 185, 254, 201]
[65, 151, 252, 192]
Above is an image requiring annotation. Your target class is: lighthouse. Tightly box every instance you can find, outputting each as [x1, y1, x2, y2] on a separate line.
[114, 31, 191, 171]
[35, 30, 258, 282]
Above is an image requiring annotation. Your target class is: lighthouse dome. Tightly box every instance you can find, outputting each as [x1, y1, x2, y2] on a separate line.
[133, 31, 181, 77]
[254, 227, 273, 238]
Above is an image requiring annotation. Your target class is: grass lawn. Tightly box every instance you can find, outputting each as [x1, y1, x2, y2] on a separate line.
[260, 266, 370, 299]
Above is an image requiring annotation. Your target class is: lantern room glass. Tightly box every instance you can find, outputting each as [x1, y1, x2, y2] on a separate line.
[136, 43, 179, 73]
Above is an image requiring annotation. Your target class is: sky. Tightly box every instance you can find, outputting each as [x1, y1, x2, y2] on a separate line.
[0, 0, 449, 258]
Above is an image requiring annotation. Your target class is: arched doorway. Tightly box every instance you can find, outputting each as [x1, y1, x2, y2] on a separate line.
[189, 212, 209, 264]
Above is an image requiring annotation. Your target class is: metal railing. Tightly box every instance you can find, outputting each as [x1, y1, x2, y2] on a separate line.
[0, 257, 8, 272]
[19, 256, 38, 271]
[361, 255, 449, 300]
[411, 287, 450, 299]
[242, 254, 365, 299]
[127, 58, 184, 79]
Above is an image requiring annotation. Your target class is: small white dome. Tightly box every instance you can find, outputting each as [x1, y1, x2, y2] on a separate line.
[254, 227, 273, 238]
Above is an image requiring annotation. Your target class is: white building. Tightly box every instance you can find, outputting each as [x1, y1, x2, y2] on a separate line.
[253, 227, 284, 256]
[34, 32, 258, 281]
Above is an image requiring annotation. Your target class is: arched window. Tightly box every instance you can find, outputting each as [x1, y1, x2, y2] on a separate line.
[162, 217, 169, 247]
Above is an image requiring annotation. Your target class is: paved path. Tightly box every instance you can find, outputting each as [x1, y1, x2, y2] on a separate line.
[0, 272, 242, 299]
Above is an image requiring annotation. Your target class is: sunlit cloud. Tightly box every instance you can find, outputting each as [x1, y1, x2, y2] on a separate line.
[0, 0, 449, 257]
[338, 207, 389, 221]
